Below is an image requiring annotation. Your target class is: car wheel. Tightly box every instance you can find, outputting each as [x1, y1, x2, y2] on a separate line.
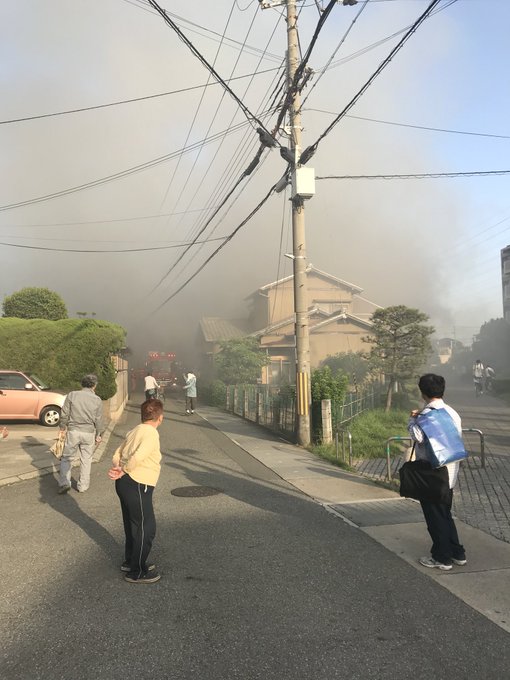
[40, 406, 61, 427]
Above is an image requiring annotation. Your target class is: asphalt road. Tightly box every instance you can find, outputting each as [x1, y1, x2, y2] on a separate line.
[2, 396, 510, 680]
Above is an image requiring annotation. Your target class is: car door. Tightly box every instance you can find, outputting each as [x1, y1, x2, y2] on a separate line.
[0, 372, 40, 418]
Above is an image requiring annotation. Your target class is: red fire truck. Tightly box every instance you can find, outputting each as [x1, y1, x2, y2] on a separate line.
[130, 351, 179, 394]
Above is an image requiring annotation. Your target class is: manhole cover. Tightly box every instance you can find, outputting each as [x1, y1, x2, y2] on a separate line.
[171, 486, 222, 497]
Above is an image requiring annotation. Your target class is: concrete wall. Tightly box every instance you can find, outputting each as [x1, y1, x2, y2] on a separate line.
[104, 355, 128, 423]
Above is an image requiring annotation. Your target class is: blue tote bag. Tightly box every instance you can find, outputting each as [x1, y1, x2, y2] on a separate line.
[416, 408, 468, 468]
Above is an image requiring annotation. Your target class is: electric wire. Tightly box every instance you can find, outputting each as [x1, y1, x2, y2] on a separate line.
[0, 68, 280, 126]
[146, 0, 279, 142]
[0, 115, 266, 213]
[151, 179, 279, 312]
[0, 235, 228, 254]
[155, 15, 285, 289]
[1, 206, 219, 230]
[304, 109, 510, 140]
[316, 170, 510, 180]
[325, 0, 457, 72]
[270, 186, 291, 325]
[119, 0, 282, 62]
[299, 0, 370, 112]
[299, 0, 456, 165]
[157, 0, 238, 211]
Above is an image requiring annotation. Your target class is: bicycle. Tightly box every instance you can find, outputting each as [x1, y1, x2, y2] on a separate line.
[474, 378, 483, 398]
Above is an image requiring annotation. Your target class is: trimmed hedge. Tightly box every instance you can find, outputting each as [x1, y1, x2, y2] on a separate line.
[0, 318, 126, 400]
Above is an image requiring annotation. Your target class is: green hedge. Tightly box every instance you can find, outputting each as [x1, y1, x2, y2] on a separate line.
[0, 318, 125, 400]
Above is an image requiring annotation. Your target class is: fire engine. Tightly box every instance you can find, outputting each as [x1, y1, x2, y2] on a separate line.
[130, 351, 179, 393]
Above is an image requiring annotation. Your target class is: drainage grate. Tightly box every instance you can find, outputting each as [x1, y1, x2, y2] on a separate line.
[330, 498, 423, 527]
[171, 486, 223, 497]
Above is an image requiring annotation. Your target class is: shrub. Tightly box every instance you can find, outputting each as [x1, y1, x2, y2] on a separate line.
[3, 287, 68, 320]
[202, 379, 227, 407]
[0, 318, 125, 400]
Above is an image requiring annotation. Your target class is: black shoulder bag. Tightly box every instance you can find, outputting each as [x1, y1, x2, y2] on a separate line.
[399, 443, 450, 504]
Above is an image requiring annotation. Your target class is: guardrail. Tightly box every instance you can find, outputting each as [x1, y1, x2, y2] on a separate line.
[384, 428, 486, 481]
[385, 436, 413, 481]
[462, 428, 485, 469]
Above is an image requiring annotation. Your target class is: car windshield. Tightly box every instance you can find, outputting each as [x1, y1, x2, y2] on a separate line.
[29, 374, 49, 390]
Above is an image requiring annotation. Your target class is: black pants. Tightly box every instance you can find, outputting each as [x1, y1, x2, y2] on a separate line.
[420, 490, 465, 564]
[186, 396, 195, 411]
[115, 474, 156, 577]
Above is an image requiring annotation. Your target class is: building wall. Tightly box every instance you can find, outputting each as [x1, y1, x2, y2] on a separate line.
[310, 320, 369, 369]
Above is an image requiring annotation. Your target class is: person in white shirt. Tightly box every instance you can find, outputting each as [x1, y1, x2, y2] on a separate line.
[485, 365, 495, 392]
[408, 373, 466, 571]
[144, 372, 159, 401]
[1, 427, 8, 440]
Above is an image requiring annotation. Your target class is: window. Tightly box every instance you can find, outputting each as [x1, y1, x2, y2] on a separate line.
[503, 258, 510, 275]
[504, 283, 510, 300]
[0, 373, 30, 390]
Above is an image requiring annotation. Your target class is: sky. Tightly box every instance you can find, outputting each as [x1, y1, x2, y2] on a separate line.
[1, 0, 509, 363]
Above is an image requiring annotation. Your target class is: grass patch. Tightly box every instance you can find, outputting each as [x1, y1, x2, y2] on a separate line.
[308, 441, 353, 470]
[344, 409, 409, 459]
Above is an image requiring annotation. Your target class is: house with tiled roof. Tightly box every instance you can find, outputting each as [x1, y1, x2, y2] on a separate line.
[199, 265, 381, 383]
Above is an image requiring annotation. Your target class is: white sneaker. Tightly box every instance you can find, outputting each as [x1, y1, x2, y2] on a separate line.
[452, 557, 467, 566]
[419, 556, 452, 571]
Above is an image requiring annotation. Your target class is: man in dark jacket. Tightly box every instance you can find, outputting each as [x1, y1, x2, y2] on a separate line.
[58, 374, 103, 494]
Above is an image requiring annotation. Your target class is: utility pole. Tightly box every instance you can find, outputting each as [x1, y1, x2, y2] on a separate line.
[286, 0, 311, 446]
[260, 0, 314, 445]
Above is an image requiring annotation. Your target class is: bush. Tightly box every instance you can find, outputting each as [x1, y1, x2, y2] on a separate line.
[0, 318, 125, 400]
[202, 379, 227, 407]
[348, 409, 409, 459]
[3, 287, 68, 320]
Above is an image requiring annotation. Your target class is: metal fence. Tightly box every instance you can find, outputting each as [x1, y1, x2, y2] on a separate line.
[332, 386, 383, 429]
[221, 383, 384, 442]
[225, 384, 296, 440]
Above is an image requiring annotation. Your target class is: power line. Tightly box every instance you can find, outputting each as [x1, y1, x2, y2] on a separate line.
[157, 0, 239, 211]
[146, 0, 278, 143]
[299, 0, 370, 111]
[155, 14, 285, 287]
[0, 68, 280, 126]
[151, 179, 279, 312]
[324, 0, 457, 72]
[1, 206, 219, 229]
[0, 115, 267, 212]
[0, 235, 228, 254]
[119, 0, 282, 62]
[304, 109, 510, 140]
[300, 0, 450, 165]
[316, 170, 510, 180]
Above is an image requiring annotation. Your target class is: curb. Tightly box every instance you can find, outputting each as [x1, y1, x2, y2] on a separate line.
[0, 419, 117, 489]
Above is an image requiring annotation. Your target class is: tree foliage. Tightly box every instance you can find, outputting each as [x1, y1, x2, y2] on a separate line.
[3, 287, 68, 320]
[321, 351, 371, 387]
[0, 318, 125, 399]
[364, 305, 434, 411]
[214, 338, 270, 385]
[311, 365, 348, 403]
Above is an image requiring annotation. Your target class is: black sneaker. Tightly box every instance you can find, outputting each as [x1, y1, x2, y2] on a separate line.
[124, 570, 161, 584]
[58, 485, 71, 495]
[120, 562, 155, 572]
